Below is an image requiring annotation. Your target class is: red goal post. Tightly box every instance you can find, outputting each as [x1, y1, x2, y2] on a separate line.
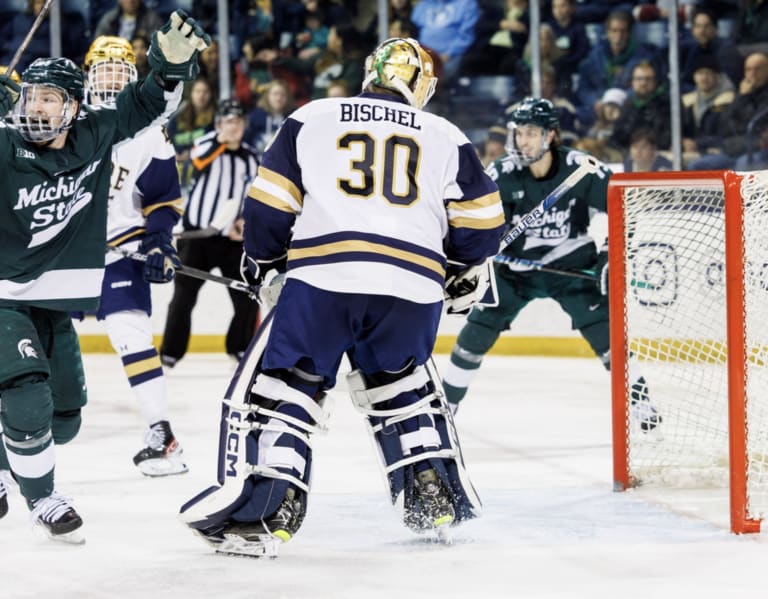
[608, 169, 768, 534]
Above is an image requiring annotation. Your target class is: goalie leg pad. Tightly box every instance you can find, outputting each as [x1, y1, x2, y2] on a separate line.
[347, 359, 481, 524]
[181, 313, 330, 544]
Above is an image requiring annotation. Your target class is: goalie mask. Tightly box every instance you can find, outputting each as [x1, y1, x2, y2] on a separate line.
[362, 37, 437, 109]
[505, 97, 560, 167]
[84, 36, 138, 105]
[13, 57, 84, 143]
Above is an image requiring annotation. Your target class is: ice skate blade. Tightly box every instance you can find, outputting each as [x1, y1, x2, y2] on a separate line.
[35, 523, 85, 545]
[215, 533, 280, 558]
[136, 458, 189, 477]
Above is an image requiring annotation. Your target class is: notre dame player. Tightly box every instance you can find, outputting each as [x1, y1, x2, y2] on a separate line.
[82, 35, 187, 478]
[0, 10, 209, 544]
[441, 98, 660, 431]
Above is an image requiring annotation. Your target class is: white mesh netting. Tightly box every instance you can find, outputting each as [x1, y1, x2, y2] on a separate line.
[619, 172, 768, 522]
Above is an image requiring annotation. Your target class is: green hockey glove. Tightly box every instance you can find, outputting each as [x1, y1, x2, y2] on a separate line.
[0, 75, 20, 116]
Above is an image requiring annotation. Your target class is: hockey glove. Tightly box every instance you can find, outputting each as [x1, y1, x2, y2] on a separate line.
[595, 250, 609, 296]
[0, 74, 20, 116]
[240, 253, 287, 307]
[148, 10, 211, 83]
[139, 231, 181, 283]
[444, 260, 493, 315]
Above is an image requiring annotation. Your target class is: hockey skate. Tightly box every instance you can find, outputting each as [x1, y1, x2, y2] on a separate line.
[133, 420, 188, 477]
[0, 469, 11, 519]
[216, 487, 306, 558]
[30, 492, 84, 544]
[630, 377, 661, 432]
[404, 468, 455, 542]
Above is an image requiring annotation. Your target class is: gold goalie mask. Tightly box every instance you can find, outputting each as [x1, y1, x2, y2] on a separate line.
[362, 38, 437, 110]
[83, 35, 138, 105]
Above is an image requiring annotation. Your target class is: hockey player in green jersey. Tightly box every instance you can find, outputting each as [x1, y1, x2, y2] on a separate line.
[441, 97, 660, 432]
[0, 10, 210, 543]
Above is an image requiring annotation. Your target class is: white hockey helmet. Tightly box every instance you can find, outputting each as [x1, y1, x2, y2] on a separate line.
[362, 37, 437, 109]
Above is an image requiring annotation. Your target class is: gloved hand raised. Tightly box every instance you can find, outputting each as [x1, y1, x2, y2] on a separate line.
[139, 231, 181, 283]
[148, 10, 211, 82]
[0, 74, 20, 116]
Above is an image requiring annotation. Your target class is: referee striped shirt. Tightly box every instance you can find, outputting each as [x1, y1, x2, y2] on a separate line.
[184, 130, 259, 233]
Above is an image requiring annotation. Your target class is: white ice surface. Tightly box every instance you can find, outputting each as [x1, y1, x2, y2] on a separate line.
[2, 355, 767, 599]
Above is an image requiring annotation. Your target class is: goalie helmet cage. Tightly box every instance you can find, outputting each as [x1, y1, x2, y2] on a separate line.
[608, 169, 768, 534]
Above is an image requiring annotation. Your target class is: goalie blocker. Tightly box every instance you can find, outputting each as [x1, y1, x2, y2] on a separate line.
[179, 316, 481, 555]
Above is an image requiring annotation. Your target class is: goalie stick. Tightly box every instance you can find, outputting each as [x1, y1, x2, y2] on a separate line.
[107, 245, 257, 299]
[7, 0, 54, 74]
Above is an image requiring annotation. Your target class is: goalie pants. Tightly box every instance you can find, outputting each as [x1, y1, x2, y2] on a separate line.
[262, 279, 443, 388]
[160, 236, 260, 361]
[0, 307, 87, 503]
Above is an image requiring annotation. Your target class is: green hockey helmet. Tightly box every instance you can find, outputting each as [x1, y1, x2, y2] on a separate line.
[505, 97, 559, 166]
[22, 57, 85, 101]
[13, 57, 84, 143]
[508, 97, 560, 131]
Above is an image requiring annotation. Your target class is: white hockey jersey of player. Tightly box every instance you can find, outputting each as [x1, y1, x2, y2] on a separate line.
[105, 125, 183, 264]
[244, 93, 504, 303]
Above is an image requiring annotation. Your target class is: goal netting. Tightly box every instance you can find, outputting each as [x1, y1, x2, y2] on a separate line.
[608, 170, 768, 534]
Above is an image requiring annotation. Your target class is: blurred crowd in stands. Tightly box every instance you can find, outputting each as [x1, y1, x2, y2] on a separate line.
[3, 0, 768, 173]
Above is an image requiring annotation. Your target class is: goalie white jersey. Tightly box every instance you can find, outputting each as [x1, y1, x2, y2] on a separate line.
[244, 93, 504, 303]
[106, 125, 183, 263]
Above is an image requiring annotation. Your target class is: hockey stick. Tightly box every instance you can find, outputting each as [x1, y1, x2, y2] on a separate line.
[493, 254, 598, 281]
[497, 155, 603, 253]
[107, 245, 257, 299]
[493, 254, 656, 289]
[475, 155, 604, 306]
[176, 197, 241, 240]
[7, 0, 55, 74]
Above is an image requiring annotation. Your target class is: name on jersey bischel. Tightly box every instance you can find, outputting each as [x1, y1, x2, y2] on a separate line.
[340, 103, 421, 130]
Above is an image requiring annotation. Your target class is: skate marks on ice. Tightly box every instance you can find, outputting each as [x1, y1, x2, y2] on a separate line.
[0, 355, 766, 599]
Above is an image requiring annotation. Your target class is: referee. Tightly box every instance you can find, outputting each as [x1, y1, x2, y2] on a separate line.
[160, 99, 260, 367]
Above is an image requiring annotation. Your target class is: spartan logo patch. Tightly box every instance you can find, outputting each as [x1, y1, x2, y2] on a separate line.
[17, 339, 39, 359]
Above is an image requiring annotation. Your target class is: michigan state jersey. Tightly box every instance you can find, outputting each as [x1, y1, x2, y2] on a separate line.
[0, 76, 181, 311]
[244, 92, 504, 304]
[486, 146, 611, 264]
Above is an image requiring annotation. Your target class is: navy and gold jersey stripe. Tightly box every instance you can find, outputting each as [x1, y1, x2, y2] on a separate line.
[288, 231, 446, 285]
[108, 226, 145, 246]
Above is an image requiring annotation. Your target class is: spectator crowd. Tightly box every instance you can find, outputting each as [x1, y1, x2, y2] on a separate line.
[2, 0, 768, 172]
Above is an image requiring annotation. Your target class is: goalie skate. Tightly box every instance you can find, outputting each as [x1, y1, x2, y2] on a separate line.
[216, 532, 280, 558]
[404, 468, 455, 543]
[30, 492, 85, 545]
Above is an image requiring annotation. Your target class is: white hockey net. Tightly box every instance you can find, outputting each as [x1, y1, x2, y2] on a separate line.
[609, 170, 768, 533]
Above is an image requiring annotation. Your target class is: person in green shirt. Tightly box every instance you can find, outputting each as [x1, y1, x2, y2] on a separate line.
[0, 9, 210, 544]
[441, 97, 660, 433]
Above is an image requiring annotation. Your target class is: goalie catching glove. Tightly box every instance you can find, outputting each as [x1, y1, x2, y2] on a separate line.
[444, 260, 494, 315]
[139, 231, 181, 283]
[148, 10, 211, 82]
